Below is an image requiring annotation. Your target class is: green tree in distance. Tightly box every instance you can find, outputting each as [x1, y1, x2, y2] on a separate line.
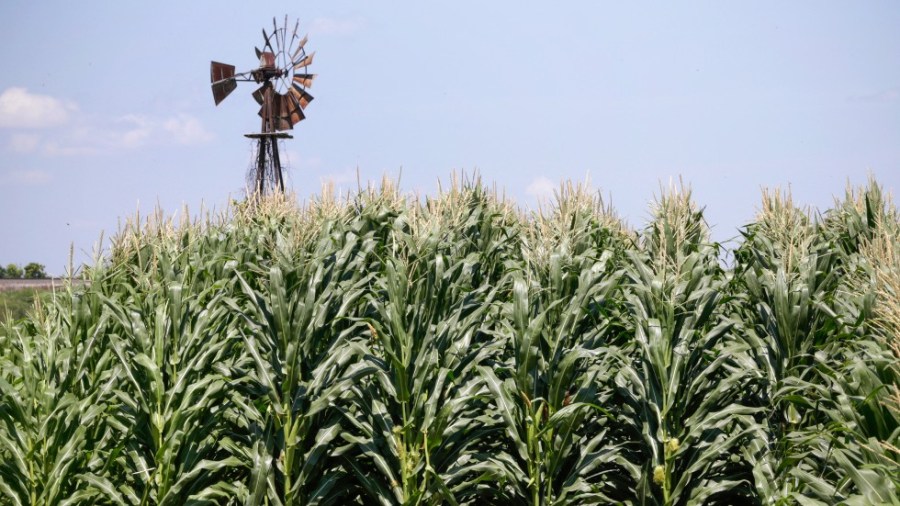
[23, 262, 47, 279]
[5, 263, 22, 279]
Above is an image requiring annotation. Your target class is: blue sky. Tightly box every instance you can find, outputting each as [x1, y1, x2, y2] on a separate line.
[1, 2, 898, 274]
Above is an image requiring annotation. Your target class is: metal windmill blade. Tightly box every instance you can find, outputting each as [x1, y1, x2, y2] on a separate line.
[210, 62, 238, 105]
[292, 73, 316, 89]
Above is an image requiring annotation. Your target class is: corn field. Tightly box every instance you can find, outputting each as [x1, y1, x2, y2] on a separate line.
[1, 176, 898, 505]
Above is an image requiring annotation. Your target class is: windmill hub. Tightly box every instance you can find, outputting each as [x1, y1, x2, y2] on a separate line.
[210, 16, 316, 197]
[253, 52, 284, 82]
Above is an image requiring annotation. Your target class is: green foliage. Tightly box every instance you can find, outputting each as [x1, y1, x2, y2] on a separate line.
[607, 187, 761, 505]
[23, 263, 47, 279]
[734, 184, 899, 504]
[5, 263, 22, 279]
[0, 176, 897, 504]
[0, 262, 46, 279]
[0, 288, 48, 324]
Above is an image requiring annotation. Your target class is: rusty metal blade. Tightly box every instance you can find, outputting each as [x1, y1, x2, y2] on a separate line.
[292, 73, 316, 89]
[292, 34, 308, 61]
[273, 92, 293, 117]
[210, 62, 237, 105]
[280, 92, 295, 116]
[271, 93, 281, 114]
[267, 93, 293, 131]
[286, 92, 305, 125]
[252, 83, 271, 105]
[210, 61, 235, 82]
[274, 17, 284, 57]
[262, 27, 275, 53]
[258, 93, 280, 121]
[212, 79, 237, 105]
[278, 16, 286, 64]
[257, 87, 278, 132]
[293, 51, 315, 69]
[290, 84, 314, 109]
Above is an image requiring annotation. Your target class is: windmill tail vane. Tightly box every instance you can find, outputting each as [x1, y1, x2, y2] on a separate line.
[210, 16, 316, 197]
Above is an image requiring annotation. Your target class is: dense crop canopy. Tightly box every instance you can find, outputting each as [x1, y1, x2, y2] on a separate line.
[1, 176, 897, 505]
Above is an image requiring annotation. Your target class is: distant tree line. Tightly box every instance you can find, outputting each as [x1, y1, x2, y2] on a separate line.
[0, 262, 47, 279]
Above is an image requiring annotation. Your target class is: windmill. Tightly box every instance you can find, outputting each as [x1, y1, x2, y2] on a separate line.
[210, 16, 316, 196]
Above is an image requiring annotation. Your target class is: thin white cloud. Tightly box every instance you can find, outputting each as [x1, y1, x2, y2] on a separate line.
[309, 16, 364, 36]
[163, 113, 214, 145]
[0, 87, 77, 128]
[526, 176, 556, 201]
[42, 123, 112, 156]
[41, 134, 104, 156]
[283, 150, 322, 170]
[0, 169, 52, 186]
[0, 87, 212, 155]
[40, 113, 213, 156]
[320, 169, 356, 186]
[117, 114, 154, 149]
[8, 133, 41, 153]
[851, 87, 900, 103]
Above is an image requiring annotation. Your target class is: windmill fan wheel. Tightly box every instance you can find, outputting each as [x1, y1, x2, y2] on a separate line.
[252, 15, 316, 132]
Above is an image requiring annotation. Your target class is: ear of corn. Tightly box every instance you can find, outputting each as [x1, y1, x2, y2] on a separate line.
[1, 175, 896, 504]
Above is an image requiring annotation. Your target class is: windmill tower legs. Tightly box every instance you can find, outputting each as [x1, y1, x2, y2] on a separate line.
[245, 132, 292, 196]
